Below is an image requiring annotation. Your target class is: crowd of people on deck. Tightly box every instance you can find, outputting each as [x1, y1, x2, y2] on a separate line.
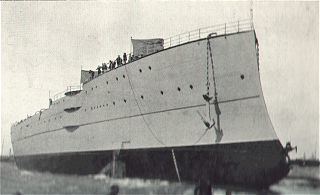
[88, 52, 142, 80]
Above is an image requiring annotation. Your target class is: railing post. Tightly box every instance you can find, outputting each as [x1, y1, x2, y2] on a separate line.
[238, 20, 239, 32]
[199, 29, 201, 39]
[225, 23, 226, 35]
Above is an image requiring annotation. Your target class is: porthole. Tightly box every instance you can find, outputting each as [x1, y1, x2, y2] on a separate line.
[91, 87, 93, 90]
[103, 105, 105, 107]
[91, 107, 93, 110]
[139, 69, 142, 73]
[116, 77, 118, 81]
[99, 105, 101, 108]
[160, 91, 164, 95]
[240, 74, 245, 80]
[95, 86, 97, 88]
[106, 81, 109, 85]
[123, 75, 125, 78]
[107, 103, 108, 106]
[148, 66, 151, 70]
[86, 91, 88, 94]
[124, 99, 127, 103]
[85, 109, 87, 111]
[141, 95, 144, 99]
[113, 101, 115, 105]
[177, 87, 181, 91]
[190, 85, 193, 89]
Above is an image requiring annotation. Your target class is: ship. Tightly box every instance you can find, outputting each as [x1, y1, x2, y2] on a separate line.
[11, 19, 290, 189]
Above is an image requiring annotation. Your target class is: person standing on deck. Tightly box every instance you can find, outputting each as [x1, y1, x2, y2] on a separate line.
[109, 60, 113, 70]
[97, 66, 101, 75]
[102, 63, 107, 72]
[89, 70, 94, 79]
[116, 55, 121, 67]
[113, 60, 116, 69]
[123, 53, 127, 64]
[128, 53, 132, 62]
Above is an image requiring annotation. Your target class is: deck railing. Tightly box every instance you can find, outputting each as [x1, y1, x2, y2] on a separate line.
[53, 19, 253, 101]
[13, 19, 255, 126]
[163, 19, 253, 49]
[52, 85, 82, 101]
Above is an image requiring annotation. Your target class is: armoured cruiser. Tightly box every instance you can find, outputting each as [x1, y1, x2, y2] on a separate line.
[11, 20, 289, 188]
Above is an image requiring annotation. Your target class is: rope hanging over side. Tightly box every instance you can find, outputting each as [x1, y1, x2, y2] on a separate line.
[124, 66, 166, 146]
[171, 149, 181, 182]
[125, 66, 182, 182]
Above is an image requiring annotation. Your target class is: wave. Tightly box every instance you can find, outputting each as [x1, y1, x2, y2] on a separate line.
[20, 170, 34, 176]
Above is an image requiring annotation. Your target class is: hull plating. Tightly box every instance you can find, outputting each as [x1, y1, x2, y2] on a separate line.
[11, 31, 288, 187]
[15, 140, 289, 188]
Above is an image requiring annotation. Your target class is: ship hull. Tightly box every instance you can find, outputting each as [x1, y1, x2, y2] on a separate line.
[15, 139, 289, 188]
[12, 30, 289, 188]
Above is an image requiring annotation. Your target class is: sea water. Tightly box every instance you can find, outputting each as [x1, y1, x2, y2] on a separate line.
[1, 161, 319, 194]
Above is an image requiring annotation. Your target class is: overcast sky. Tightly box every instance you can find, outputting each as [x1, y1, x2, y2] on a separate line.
[1, 1, 318, 159]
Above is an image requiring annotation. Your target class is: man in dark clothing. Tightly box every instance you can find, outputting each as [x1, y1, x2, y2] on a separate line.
[116, 55, 121, 67]
[102, 63, 107, 72]
[109, 60, 113, 70]
[194, 179, 212, 195]
[89, 70, 94, 79]
[108, 185, 119, 195]
[128, 53, 132, 62]
[113, 60, 116, 69]
[97, 66, 101, 75]
[123, 53, 127, 64]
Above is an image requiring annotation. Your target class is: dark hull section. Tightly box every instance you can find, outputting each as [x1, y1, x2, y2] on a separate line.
[14, 140, 289, 188]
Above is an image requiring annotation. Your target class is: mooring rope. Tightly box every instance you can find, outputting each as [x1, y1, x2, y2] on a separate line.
[171, 149, 181, 182]
[124, 66, 166, 146]
[124, 66, 184, 182]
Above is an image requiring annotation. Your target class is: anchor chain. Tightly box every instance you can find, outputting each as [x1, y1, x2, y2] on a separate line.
[203, 34, 223, 143]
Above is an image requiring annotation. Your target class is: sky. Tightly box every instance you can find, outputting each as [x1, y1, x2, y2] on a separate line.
[1, 1, 319, 159]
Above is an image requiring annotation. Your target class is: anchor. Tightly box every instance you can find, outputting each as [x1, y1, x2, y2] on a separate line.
[198, 35, 224, 143]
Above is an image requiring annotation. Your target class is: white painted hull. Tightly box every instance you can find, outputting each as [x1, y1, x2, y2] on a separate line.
[12, 31, 277, 156]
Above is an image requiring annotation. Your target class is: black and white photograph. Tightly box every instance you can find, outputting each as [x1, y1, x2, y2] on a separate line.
[1, 1, 319, 194]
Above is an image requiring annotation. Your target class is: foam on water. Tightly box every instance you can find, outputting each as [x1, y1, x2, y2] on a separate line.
[92, 173, 108, 180]
[1, 162, 320, 194]
[91, 173, 170, 188]
[20, 170, 34, 176]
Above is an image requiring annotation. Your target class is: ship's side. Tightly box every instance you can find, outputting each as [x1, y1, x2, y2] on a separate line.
[11, 31, 289, 188]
